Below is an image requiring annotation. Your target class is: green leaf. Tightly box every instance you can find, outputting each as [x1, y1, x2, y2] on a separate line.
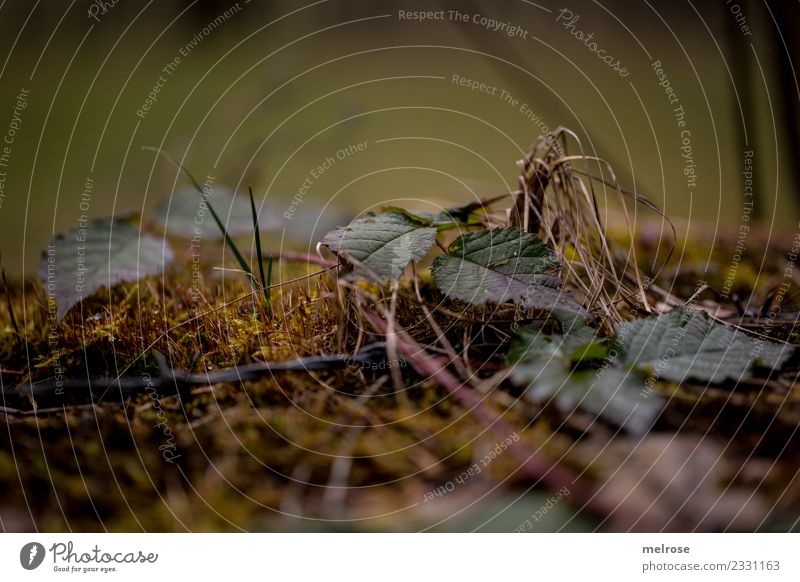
[542, 368, 660, 436]
[152, 187, 280, 239]
[379, 207, 436, 226]
[382, 201, 487, 230]
[431, 199, 494, 228]
[507, 326, 568, 364]
[616, 307, 792, 384]
[38, 219, 174, 321]
[570, 342, 609, 365]
[320, 211, 437, 281]
[432, 228, 584, 314]
[508, 322, 600, 363]
[508, 327, 662, 435]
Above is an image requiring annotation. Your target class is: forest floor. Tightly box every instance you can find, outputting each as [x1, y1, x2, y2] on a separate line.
[2, 220, 800, 533]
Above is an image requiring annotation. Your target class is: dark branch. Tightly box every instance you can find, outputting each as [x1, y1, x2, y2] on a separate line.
[5, 343, 389, 403]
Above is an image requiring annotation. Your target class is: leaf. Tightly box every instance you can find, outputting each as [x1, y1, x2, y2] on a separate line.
[38, 219, 174, 321]
[320, 212, 437, 281]
[508, 327, 662, 435]
[379, 207, 436, 226]
[616, 307, 792, 384]
[508, 325, 598, 363]
[383, 201, 487, 229]
[432, 199, 491, 227]
[515, 361, 662, 436]
[432, 228, 584, 314]
[152, 187, 280, 239]
[570, 341, 609, 365]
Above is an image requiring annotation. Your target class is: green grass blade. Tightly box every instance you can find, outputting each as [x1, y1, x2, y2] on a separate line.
[249, 187, 268, 295]
[143, 146, 256, 286]
[204, 195, 255, 284]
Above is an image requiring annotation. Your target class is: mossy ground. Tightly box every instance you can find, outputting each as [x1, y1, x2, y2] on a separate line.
[1, 226, 800, 532]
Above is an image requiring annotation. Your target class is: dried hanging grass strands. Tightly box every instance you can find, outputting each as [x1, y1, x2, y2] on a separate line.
[509, 127, 676, 328]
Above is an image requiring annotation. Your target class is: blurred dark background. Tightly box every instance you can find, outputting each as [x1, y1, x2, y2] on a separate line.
[0, 0, 798, 274]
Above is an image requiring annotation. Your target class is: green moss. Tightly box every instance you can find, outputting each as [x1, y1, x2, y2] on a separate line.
[1, 226, 799, 532]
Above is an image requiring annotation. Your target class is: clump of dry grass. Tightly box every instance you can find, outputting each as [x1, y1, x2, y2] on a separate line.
[509, 127, 676, 328]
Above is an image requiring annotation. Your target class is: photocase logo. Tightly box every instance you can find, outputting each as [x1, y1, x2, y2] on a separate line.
[19, 542, 46, 570]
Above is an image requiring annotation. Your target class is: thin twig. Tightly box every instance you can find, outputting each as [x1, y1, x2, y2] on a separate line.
[6, 343, 389, 402]
[278, 251, 336, 267]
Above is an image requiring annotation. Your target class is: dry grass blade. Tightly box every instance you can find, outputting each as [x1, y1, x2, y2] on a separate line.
[510, 127, 676, 328]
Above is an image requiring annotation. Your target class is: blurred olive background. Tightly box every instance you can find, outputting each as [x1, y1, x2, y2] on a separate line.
[0, 0, 798, 275]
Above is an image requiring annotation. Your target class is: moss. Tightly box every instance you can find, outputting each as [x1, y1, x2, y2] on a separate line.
[1, 226, 799, 532]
